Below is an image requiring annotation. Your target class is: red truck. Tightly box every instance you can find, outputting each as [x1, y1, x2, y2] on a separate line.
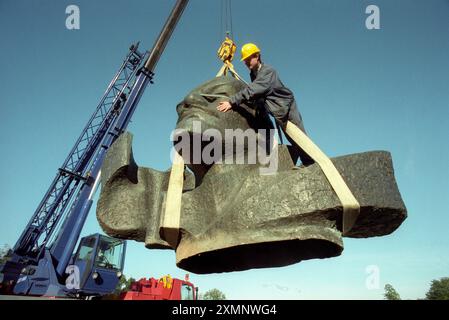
[120, 275, 198, 300]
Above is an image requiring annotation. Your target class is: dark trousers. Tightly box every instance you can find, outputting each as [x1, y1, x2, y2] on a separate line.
[274, 100, 315, 166]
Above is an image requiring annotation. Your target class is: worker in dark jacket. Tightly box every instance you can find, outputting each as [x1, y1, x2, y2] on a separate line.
[217, 43, 314, 166]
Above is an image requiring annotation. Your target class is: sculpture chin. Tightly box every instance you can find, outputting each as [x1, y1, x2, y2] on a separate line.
[176, 225, 344, 274]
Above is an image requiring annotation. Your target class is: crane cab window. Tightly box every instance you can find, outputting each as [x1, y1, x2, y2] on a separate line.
[94, 236, 124, 270]
[75, 236, 96, 262]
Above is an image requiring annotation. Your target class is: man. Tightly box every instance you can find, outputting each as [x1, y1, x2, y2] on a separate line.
[217, 43, 314, 166]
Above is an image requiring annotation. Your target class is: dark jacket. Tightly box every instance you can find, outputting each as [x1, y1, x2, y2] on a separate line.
[229, 64, 295, 120]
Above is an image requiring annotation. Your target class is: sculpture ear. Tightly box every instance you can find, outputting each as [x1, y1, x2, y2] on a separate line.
[97, 131, 196, 248]
[101, 131, 138, 187]
[97, 131, 147, 242]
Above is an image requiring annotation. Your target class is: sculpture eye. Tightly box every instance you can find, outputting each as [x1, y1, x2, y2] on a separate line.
[200, 92, 228, 103]
[202, 95, 216, 103]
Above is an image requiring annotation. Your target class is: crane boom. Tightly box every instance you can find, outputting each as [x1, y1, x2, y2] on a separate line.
[1, 0, 189, 297]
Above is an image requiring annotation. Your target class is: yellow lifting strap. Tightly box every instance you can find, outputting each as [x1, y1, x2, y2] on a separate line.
[216, 61, 247, 84]
[284, 121, 360, 235]
[160, 150, 185, 249]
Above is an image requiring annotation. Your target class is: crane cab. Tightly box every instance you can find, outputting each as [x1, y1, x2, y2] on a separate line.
[10, 233, 125, 298]
[69, 233, 126, 297]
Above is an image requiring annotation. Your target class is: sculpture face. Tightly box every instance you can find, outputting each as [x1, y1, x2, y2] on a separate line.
[173, 76, 275, 179]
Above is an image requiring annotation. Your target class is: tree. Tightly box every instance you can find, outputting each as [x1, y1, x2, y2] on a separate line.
[114, 275, 136, 295]
[425, 277, 449, 300]
[202, 288, 226, 300]
[101, 274, 136, 300]
[384, 284, 401, 300]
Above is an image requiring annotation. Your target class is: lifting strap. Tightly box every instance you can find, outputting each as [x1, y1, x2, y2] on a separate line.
[284, 121, 360, 235]
[216, 60, 247, 84]
[160, 150, 185, 248]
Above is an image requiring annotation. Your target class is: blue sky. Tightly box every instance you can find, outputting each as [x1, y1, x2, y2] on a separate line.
[0, 0, 448, 299]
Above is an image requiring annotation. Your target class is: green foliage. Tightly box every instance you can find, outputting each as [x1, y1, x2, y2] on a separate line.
[384, 284, 401, 300]
[202, 288, 226, 300]
[101, 274, 136, 300]
[114, 274, 136, 295]
[425, 277, 449, 300]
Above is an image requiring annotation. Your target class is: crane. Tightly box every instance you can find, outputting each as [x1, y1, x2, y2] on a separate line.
[0, 0, 189, 298]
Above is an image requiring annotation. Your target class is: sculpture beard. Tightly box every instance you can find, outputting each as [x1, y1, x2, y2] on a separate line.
[96, 76, 407, 274]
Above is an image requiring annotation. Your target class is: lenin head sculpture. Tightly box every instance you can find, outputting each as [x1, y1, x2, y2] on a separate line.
[97, 76, 407, 274]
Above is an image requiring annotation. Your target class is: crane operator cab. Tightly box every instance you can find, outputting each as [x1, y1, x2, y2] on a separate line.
[69, 233, 126, 298]
[9, 233, 126, 298]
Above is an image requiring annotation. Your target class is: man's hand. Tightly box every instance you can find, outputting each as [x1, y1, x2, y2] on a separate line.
[217, 101, 232, 112]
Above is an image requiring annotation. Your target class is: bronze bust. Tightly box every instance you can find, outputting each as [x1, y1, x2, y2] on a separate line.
[97, 76, 407, 274]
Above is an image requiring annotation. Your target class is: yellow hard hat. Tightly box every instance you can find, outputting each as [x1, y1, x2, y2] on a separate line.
[240, 43, 261, 61]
